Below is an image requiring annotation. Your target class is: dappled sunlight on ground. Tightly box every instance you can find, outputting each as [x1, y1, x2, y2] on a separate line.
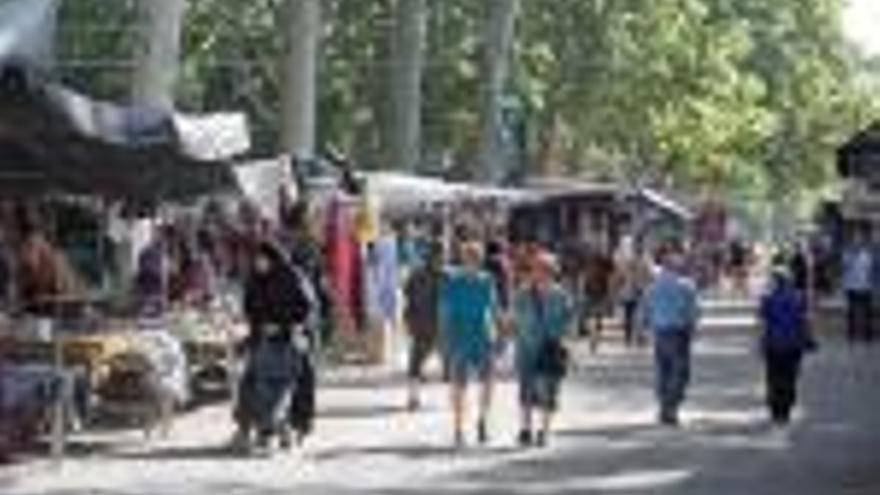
[4, 307, 880, 494]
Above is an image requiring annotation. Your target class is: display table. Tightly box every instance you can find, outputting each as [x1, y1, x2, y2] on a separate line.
[0, 330, 134, 382]
[165, 309, 246, 398]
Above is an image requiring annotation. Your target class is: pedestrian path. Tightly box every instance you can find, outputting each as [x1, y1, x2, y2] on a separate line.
[3, 314, 879, 495]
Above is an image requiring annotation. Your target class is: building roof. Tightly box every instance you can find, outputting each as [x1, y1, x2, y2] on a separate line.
[838, 122, 880, 178]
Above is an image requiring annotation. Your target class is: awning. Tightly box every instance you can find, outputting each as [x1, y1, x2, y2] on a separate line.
[636, 188, 692, 221]
[173, 113, 250, 161]
[0, 73, 241, 204]
[523, 177, 621, 202]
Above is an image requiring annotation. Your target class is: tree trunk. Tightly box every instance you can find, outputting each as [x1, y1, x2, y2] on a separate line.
[131, 0, 186, 110]
[478, 0, 518, 183]
[390, 0, 427, 172]
[280, 0, 321, 159]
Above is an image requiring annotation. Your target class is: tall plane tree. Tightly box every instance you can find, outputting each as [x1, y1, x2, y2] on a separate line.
[131, 0, 186, 109]
[478, 0, 518, 183]
[390, 0, 428, 172]
[280, 0, 321, 159]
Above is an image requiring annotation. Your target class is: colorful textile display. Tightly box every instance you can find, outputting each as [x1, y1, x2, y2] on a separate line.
[325, 194, 363, 331]
[366, 235, 400, 324]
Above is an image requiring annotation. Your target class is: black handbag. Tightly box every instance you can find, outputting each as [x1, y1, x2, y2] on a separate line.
[536, 338, 569, 378]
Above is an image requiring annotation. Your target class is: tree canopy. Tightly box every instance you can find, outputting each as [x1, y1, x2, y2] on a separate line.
[52, 0, 880, 198]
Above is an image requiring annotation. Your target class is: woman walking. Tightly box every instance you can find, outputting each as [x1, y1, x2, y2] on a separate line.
[759, 266, 813, 426]
[233, 242, 311, 452]
[440, 241, 499, 447]
[513, 252, 573, 447]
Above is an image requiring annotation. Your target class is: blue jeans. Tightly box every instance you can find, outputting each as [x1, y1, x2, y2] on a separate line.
[654, 330, 692, 418]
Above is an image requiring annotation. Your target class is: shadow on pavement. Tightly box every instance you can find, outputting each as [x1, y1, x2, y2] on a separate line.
[313, 443, 520, 462]
[13, 436, 131, 460]
[109, 444, 259, 462]
[319, 403, 414, 419]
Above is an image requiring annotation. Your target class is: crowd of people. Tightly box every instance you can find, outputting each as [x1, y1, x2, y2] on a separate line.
[394, 226, 834, 447]
[0, 191, 865, 459]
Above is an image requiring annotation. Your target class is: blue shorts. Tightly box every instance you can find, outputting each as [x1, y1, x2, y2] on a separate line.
[449, 353, 493, 386]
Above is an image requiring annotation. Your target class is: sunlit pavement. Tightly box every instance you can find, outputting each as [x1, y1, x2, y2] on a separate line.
[3, 301, 880, 495]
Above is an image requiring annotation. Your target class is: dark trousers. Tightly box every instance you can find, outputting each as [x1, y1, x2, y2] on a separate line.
[235, 338, 299, 438]
[654, 331, 692, 419]
[764, 349, 802, 423]
[408, 330, 438, 381]
[622, 298, 639, 345]
[846, 291, 874, 343]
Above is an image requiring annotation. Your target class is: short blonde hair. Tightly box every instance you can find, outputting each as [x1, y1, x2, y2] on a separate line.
[460, 241, 484, 265]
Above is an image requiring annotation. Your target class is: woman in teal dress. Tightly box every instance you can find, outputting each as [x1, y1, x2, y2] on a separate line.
[440, 241, 499, 447]
[513, 252, 573, 447]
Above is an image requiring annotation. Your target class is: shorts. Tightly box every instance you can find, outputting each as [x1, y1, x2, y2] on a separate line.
[449, 354, 493, 386]
[519, 373, 561, 411]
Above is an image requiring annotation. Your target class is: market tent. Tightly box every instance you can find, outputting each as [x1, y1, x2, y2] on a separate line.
[233, 157, 298, 222]
[303, 171, 464, 214]
[0, 64, 243, 204]
[364, 172, 463, 212]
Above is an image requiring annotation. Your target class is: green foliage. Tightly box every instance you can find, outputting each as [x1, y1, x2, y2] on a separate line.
[52, 0, 880, 198]
[55, 0, 139, 99]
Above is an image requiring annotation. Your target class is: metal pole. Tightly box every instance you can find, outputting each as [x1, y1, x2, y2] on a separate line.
[45, 317, 65, 463]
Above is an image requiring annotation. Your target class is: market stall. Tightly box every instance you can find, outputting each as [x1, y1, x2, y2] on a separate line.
[0, 54, 249, 458]
[510, 179, 623, 250]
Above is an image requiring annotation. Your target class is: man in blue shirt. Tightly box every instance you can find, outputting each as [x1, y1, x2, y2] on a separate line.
[640, 244, 700, 426]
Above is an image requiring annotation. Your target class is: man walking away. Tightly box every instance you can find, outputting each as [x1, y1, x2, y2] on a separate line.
[842, 231, 873, 343]
[640, 244, 700, 426]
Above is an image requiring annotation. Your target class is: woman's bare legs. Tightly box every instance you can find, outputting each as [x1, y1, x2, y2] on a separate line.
[451, 381, 466, 446]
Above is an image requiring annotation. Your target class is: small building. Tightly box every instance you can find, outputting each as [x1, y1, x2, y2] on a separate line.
[509, 179, 621, 250]
[837, 122, 880, 239]
[509, 178, 690, 253]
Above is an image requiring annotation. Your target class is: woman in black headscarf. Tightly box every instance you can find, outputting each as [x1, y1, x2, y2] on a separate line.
[233, 242, 312, 452]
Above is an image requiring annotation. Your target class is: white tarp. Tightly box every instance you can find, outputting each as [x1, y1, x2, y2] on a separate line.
[637, 188, 692, 221]
[233, 157, 297, 222]
[305, 172, 531, 215]
[364, 172, 462, 212]
[0, 0, 57, 67]
[47, 85, 251, 159]
[46, 85, 170, 145]
[174, 113, 250, 161]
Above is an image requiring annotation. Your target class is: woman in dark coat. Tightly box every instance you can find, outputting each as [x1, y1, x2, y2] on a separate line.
[759, 267, 814, 426]
[233, 242, 312, 451]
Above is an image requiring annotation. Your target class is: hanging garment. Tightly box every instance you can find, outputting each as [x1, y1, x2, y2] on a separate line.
[325, 195, 355, 320]
[366, 236, 399, 324]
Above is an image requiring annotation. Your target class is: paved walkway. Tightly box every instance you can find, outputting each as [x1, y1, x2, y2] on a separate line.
[3, 314, 880, 495]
